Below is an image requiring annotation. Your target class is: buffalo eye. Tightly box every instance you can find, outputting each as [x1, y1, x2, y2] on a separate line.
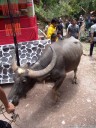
[22, 79, 27, 83]
[21, 76, 28, 83]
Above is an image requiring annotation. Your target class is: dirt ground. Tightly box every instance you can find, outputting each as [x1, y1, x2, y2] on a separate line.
[0, 42, 96, 128]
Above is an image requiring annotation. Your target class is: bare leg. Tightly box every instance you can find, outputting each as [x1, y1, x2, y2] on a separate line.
[72, 68, 77, 84]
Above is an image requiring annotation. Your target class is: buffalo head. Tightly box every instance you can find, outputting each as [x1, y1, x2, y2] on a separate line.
[8, 46, 56, 106]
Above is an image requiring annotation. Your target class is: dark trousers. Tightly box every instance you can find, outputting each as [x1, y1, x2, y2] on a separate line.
[90, 41, 96, 56]
[0, 120, 12, 128]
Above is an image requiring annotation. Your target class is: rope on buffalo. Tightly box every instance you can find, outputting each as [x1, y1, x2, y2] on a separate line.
[0, 104, 22, 128]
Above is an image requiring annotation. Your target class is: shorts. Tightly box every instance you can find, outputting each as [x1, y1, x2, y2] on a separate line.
[0, 120, 12, 128]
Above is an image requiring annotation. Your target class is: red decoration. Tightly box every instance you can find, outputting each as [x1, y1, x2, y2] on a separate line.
[0, 16, 38, 45]
[0, 1, 38, 45]
[2, 4, 8, 15]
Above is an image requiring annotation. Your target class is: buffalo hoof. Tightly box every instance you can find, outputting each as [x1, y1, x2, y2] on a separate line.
[12, 97, 19, 106]
[72, 78, 78, 84]
[54, 94, 60, 102]
[12, 100, 19, 106]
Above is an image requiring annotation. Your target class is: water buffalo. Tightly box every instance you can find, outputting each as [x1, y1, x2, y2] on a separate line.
[8, 37, 83, 106]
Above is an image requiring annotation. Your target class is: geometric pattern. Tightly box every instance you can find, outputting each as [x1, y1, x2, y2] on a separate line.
[0, 39, 51, 84]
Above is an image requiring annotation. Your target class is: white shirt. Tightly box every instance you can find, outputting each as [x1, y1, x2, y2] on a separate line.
[90, 23, 96, 41]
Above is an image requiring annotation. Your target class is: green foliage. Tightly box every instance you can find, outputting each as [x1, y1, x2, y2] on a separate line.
[78, 0, 96, 13]
[34, 0, 96, 22]
[35, 1, 73, 21]
[41, 0, 58, 5]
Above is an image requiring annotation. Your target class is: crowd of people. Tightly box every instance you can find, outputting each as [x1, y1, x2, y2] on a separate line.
[44, 17, 81, 43]
[44, 14, 96, 56]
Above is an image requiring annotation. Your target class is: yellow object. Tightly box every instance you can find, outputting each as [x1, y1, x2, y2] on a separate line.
[47, 24, 56, 39]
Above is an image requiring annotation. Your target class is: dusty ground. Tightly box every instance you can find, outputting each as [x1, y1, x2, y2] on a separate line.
[0, 42, 96, 128]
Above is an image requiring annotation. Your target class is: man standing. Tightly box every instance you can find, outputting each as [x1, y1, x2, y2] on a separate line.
[56, 20, 64, 37]
[47, 18, 58, 39]
[79, 15, 84, 28]
[67, 18, 79, 39]
[89, 19, 96, 56]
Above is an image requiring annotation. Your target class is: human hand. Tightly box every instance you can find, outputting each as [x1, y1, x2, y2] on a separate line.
[6, 102, 15, 114]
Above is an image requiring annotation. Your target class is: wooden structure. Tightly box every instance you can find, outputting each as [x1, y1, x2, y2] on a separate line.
[0, 0, 38, 45]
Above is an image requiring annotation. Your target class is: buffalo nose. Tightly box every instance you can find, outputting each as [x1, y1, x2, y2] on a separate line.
[9, 97, 19, 106]
[12, 99, 19, 106]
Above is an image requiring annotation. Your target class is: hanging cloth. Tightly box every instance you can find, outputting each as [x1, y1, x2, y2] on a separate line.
[10, 0, 19, 15]
[0, 0, 8, 16]
[10, 0, 21, 35]
[4, 0, 21, 36]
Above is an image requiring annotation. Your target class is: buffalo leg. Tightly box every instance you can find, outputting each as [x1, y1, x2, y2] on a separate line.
[52, 74, 66, 101]
[72, 68, 77, 84]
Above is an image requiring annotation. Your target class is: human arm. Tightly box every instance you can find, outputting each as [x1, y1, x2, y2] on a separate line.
[0, 86, 15, 113]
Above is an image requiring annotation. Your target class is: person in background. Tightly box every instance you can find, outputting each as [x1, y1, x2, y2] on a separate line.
[59, 17, 62, 22]
[57, 20, 64, 37]
[0, 86, 15, 128]
[67, 18, 79, 39]
[89, 19, 96, 56]
[65, 19, 70, 32]
[51, 33, 57, 43]
[44, 21, 51, 34]
[57, 31, 63, 40]
[79, 15, 84, 28]
[59, 17, 65, 29]
[47, 18, 58, 39]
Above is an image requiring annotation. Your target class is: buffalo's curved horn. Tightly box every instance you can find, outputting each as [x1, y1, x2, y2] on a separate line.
[12, 58, 26, 74]
[27, 46, 57, 78]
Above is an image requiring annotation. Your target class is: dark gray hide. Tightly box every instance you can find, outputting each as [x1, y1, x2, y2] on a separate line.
[8, 37, 83, 106]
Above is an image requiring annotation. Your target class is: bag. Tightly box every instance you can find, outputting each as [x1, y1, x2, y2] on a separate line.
[0, 120, 12, 128]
